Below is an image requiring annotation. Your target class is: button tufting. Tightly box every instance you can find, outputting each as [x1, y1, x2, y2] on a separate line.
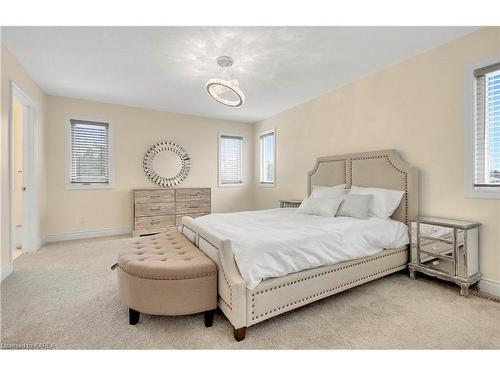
[118, 228, 217, 283]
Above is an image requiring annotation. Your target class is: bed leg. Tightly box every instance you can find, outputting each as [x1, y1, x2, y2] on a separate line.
[204, 309, 215, 327]
[129, 308, 140, 325]
[233, 326, 246, 342]
[409, 268, 416, 280]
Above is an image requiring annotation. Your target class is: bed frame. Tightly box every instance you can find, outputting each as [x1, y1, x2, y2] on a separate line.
[180, 149, 418, 341]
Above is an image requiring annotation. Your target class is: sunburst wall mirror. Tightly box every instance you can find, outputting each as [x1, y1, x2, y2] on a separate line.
[143, 141, 191, 187]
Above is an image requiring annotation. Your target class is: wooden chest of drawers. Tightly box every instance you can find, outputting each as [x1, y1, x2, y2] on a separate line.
[132, 188, 211, 237]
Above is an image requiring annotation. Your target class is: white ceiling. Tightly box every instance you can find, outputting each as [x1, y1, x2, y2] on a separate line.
[2, 27, 477, 123]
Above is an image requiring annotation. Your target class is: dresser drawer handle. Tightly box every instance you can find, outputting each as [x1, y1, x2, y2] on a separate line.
[150, 220, 160, 224]
[150, 207, 161, 211]
[150, 195, 161, 198]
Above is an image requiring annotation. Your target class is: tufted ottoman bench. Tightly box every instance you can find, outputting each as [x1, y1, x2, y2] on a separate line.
[113, 228, 217, 327]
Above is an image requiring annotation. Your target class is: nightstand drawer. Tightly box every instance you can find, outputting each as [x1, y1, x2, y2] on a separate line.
[419, 256, 455, 275]
[419, 238, 454, 259]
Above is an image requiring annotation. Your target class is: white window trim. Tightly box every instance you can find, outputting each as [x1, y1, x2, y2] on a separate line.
[65, 115, 113, 190]
[259, 128, 276, 187]
[464, 56, 500, 199]
[218, 132, 245, 187]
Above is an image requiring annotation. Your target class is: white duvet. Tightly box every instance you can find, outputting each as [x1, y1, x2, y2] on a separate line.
[195, 208, 409, 290]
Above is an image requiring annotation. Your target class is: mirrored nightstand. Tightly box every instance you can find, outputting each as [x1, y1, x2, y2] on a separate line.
[279, 199, 302, 208]
[408, 216, 481, 296]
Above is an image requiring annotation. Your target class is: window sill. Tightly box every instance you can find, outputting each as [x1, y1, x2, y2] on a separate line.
[465, 187, 500, 199]
[218, 183, 245, 188]
[65, 183, 113, 190]
[259, 182, 275, 188]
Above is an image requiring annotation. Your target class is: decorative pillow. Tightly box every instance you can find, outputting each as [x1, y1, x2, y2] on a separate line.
[311, 184, 346, 199]
[336, 194, 372, 219]
[296, 196, 343, 217]
[349, 185, 405, 219]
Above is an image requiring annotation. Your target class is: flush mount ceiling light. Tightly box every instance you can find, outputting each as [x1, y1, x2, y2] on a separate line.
[206, 56, 245, 107]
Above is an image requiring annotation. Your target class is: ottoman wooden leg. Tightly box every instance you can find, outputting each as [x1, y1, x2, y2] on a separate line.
[129, 308, 140, 325]
[204, 309, 215, 327]
[233, 326, 246, 342]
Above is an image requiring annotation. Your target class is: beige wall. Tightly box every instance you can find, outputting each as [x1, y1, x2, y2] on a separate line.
[253, 27, 500, 283]
[1, 44, 47, 269]
[45, 96, 254, 235]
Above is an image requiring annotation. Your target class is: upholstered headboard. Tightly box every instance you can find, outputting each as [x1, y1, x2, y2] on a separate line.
[307, 149, 419, 225]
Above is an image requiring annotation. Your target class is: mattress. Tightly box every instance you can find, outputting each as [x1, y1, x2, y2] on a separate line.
[194, 208, 409, 289]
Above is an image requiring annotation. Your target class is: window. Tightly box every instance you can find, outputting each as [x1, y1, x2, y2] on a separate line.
[260, 129, 275, 185]
[67, 118, 111, 188]
[218, 134, 243, 186]
[469, 62, 500, 197]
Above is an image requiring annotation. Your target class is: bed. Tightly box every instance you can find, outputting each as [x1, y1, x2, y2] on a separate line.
[180, 149, 419, 341]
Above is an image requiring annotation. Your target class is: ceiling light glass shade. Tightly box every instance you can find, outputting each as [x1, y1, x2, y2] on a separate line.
[206, 78, 245, 107]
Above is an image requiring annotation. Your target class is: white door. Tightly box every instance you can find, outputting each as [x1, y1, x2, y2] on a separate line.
[22, 103, 36, 252]
[11, 98, 23, 253]
[10, 83, 37, 261]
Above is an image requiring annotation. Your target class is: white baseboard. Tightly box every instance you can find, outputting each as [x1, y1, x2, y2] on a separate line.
[35, 236, 47, 250]
[480, 277, 500, 297]
[0, 261, 13, 282]
[45, 226, 132, 243]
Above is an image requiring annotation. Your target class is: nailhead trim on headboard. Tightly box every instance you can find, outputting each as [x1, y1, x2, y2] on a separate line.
[345, 159, 349, 185]
[350, 155, 409, 224]
[309, 158, 348, 177]
[310, 158, 349, 194]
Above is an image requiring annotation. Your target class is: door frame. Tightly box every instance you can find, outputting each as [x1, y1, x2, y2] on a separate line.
[9, 81, 38, 259]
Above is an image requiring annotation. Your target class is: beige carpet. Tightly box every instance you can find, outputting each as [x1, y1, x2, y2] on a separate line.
[1, 235, 499, 349]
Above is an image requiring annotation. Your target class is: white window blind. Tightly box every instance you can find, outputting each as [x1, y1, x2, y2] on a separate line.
[69, 119, 110, 185]
[474, 63, 500, 187]
[260, 130, 275, 184]
[219, 134, 243, 185]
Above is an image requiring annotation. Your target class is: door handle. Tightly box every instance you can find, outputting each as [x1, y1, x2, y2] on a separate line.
[22, 187, 26, 191]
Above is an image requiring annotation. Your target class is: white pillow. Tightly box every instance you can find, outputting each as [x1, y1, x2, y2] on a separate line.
[336, 194, 372, 219]
[296, 196, 342, 217]
[311, 184, 346, 199]
[349, 185, 404, 218]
